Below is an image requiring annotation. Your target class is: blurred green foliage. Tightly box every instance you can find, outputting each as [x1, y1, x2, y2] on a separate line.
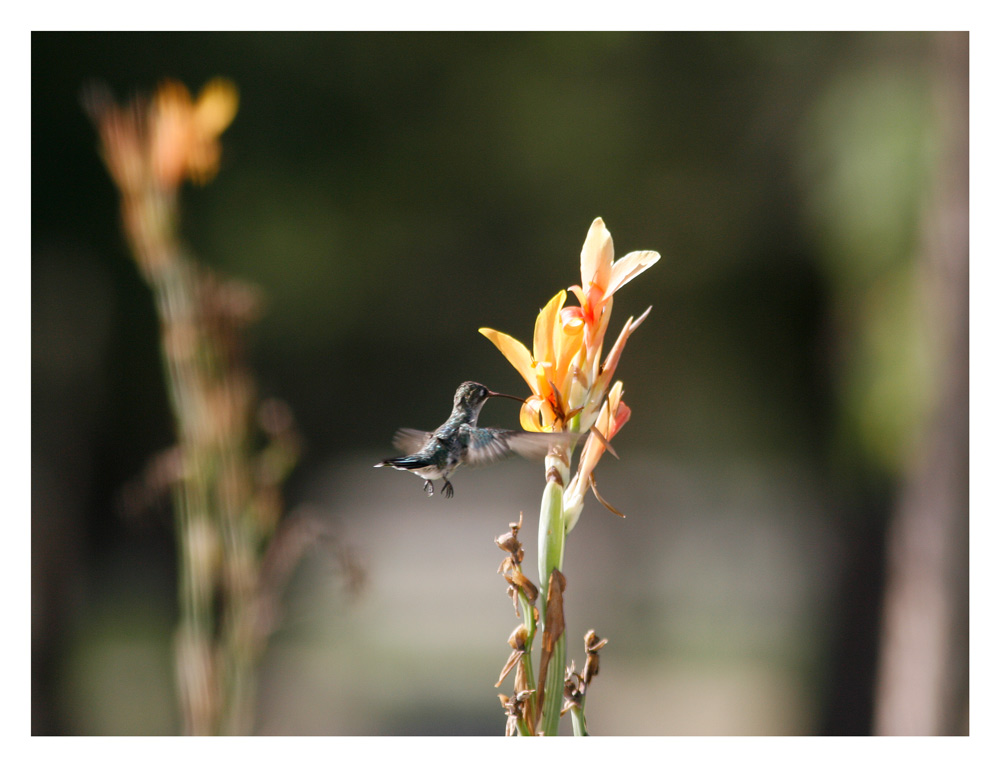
[32, 31, 964, 735]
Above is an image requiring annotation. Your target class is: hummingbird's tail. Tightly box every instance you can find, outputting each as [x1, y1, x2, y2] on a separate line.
[374, 455, 434, 470]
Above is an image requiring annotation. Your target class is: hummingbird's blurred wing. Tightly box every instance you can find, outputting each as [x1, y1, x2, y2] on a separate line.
[391, 428, 433, 454]
[460, 426, 570, 466]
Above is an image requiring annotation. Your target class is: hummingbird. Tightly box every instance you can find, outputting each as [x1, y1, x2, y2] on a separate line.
[375, 381, 565, 498]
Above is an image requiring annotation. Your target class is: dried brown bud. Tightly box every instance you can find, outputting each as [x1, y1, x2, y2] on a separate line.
[495, 512, 525, 563]
[507, 624, 528, 651]
[503, 569, 539, 604]
[496, 625, 529, 688]
[498, 688, 534, 737]
[563, 661, 584, 710]
[495, 531, 523, 558]
[545, 465, 564, 485]
[582, 630, 608, 687]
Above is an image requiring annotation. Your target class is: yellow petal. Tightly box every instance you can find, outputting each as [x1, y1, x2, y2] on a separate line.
[605, 250, 660, 298]
[554, 321, 584, 394]
[194, 78, 239, 137]
[580, 218, 613, 292]
[480, 328, 536, 392]
[519, 397, 556, 432]
[533, 290, 566, 366]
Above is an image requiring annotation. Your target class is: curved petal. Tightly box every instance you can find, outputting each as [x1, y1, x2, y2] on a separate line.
[533, 290, 566, 366]
[610, 400, 632, 439]
[580, 218, 613, 292]
[605, 250, 661, 298]
[603, 381, 631, 440]
[480, 328, 536, 393]
[560, 305, 585, 326]
[519, 396, 557, 432]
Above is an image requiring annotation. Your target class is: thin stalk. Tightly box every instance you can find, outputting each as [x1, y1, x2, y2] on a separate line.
[537, 450, 569, 736]
[541, 634, 565, 735]
[516, 590, 538, 730]
[570, 705, 589, 736]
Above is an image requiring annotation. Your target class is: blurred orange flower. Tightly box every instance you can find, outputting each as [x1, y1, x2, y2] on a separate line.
[151, 78, 239, 188]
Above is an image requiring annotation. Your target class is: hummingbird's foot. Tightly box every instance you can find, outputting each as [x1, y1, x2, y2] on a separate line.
[442, 479, 454, 499]
[423, 479, 434, 496]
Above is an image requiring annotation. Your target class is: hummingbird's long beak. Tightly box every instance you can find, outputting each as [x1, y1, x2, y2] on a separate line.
[487, 390, 526, 404]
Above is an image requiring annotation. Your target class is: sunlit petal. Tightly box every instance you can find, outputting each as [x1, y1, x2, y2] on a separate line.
[575, 430, 603, 486]
[480, 328, 536, 392]
[599, 381, 631, 441]
[580, 217, 613, 292]
[610, 400, 632, 439]
[605, 250, 661, 298]
[519, 396, 557, 432]
[560, 305, 585, 327]
[533, 290, 566, 365]
[554, 322, 584, 394]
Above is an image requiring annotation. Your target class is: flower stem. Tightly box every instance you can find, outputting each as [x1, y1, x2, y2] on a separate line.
[570, 705, 589, 736]
[537, 452, 569, 735]
[541, 633, 565, 735]
[537, 478, 566, 606]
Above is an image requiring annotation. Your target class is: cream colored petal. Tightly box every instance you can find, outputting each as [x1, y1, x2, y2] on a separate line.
[603, 381, 631, 440]
[605, 250, 660, 298]
[606, 380, 624, 418]
[480, 328, 536, 392]
[575, 429, 605, 486]
[580, 217, 613, 291]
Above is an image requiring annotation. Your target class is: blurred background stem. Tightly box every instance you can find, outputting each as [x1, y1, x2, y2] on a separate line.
[89, 82, 293, 733]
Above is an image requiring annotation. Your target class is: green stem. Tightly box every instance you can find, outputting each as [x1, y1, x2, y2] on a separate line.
[570, 705, 589, 736]
[537, 468, 567, 735]
[516, 591, 538, 729]
[515, 714, 532, 737]
[541, 634, 565, 735]
[537, 479, 565, 616]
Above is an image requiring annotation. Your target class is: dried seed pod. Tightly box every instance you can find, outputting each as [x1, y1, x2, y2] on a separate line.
[582, 629, 608, 686]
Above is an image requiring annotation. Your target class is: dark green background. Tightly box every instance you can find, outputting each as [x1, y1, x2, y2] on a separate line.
[32, 32, 967, 735]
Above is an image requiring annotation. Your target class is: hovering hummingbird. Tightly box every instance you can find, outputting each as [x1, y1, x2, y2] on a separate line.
[375, 381, 565, 498]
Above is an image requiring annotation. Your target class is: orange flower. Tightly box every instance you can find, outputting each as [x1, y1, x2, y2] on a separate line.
[480, 290, 584, 432]
[569, 218, 658, 341]
[482, 218, 659, 435]
[481, 218, 659, 524]
[151, 78, 239, 189]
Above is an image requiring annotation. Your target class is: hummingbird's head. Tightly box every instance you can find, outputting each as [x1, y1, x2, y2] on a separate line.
[454, 381, 524, 420]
